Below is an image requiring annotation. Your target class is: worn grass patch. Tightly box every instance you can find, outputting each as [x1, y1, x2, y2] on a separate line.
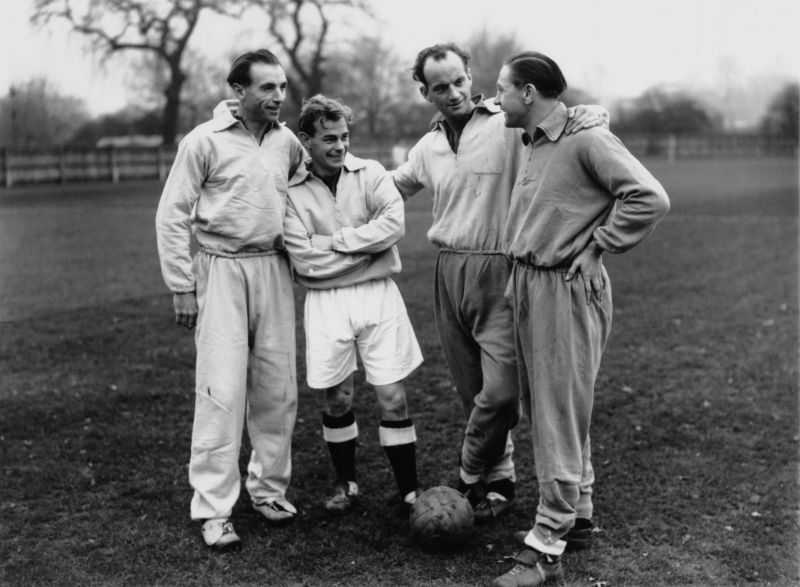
[1, 158, 798, 586]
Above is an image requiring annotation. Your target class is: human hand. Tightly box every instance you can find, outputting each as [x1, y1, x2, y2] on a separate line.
[565, 104, 610, 134]
[173, 292, 198, 329]
[565, 242, 605, 305]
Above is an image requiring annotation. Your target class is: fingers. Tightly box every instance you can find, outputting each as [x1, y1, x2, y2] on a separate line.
[568, 117, 602, 134]
[175, 312, 197, 329]
[591, 275, 604, 303]
[588, 273, 606, 304]
[583, 278, 593, 305]
[565, 259, 579, 281]
[573, 272, 606, 305]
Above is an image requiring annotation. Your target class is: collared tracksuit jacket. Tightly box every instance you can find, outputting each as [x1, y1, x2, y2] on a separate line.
[392, 98, 523, 483]
[507, 102, 670, 554]
[155, 101, 305, 521]
[284, 153, 404, 289]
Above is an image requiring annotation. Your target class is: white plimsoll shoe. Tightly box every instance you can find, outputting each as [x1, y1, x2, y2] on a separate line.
[201, 518, 241, 549]
[253, 497, 298, 525]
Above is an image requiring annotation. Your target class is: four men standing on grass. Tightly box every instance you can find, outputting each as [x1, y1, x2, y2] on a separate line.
[155, 44, 669, 585]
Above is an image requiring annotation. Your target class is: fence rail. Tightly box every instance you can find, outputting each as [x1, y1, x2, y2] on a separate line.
[1, 134, 796, 188]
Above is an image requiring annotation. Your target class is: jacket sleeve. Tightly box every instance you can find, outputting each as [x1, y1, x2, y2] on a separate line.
[154, 138, 205, 293]
[332, 164, 405, 254]
[391, 141, 427, 200]
[284, 198, 372, 280]
[585, 132, 670, 253]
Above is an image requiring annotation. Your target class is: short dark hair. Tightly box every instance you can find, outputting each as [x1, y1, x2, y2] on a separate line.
[412, 43, 470, 87]
[297, 94, 352, 136]
[503, 51, 567, 99]
[227, 49, 281, 87]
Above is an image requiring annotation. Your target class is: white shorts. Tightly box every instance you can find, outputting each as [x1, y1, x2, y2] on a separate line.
[304, 278, 423, 389]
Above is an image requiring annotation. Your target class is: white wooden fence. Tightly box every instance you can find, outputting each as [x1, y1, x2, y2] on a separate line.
[1, 135, 795, 188]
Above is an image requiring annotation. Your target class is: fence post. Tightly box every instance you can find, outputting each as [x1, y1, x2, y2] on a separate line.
[4, 148, 12, 188]
[667, 134, 676, 163]
[59, 146, 67, 184]
[109, 146, 119, 183]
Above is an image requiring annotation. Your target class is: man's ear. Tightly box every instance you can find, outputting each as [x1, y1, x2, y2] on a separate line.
[232, 83, 245, 101]
[419, 85, 431, 103]
[524, 83, 537, 105]
[298, 131, 311, 150]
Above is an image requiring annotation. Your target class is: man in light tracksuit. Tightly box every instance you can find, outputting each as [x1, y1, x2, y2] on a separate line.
[392, 43, 608, 526]
[284, 95, 423, 516]
[492, 51, 670, 587]
[155, 49, 305, 549]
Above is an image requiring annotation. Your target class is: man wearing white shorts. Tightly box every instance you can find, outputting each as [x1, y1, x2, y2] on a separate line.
[284, 95, 423, 515]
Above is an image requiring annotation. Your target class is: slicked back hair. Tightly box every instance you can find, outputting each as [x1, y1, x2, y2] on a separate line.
[412, 43, 470, 87]
[298, 94, 353, 137]
[503, 51, 567, 99]
[227, 49, 282, 88]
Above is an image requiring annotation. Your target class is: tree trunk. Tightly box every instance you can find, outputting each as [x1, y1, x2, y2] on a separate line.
[161, 69, 186, 146]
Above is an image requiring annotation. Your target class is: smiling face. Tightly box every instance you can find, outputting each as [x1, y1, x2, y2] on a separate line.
[420, 51, 474, 122]
[495, 64, 529, 129]
[300, 116, 349, 180]
[233, 62, 287, 125]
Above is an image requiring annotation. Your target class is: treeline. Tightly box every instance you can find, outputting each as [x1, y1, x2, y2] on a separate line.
[0, 0, 797, 148]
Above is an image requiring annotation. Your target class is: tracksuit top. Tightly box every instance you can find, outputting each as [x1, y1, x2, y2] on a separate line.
[284, 153, 404, 290]
[155, 101, 306, 293]
[392, 97, 525, 254]
[506, 102, 670, 267]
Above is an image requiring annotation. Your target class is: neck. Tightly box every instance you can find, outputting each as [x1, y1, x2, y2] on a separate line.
[240, 113, 271, 140]
[524, 99, 558, 138]
[443, 100, 476, 133]
[312, 165, 341, 193]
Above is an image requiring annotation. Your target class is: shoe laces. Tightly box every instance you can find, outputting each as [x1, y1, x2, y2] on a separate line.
[506, 562, 529, 577]
[221, 520, 235, 535]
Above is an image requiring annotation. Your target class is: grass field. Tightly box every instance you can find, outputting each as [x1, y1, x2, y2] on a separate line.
[0, 157, 798, 586]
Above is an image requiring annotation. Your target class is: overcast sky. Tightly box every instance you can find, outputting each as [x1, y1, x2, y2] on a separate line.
[1, 0, 797, 115]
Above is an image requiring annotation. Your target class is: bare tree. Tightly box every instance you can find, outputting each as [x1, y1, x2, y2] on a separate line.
[248, 0, 372, 117]
[760, 82, 799, 142]
[463, 28, 521, 98]
[324, 35, 405, 137]
[0, 78, 90, 147]
[31, 0, 240, 145]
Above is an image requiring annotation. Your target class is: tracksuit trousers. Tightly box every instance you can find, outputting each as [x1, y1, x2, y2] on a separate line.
[188, 251, 298, 521]
[509, 261, 611, 555]
[434, 250, 519, 483]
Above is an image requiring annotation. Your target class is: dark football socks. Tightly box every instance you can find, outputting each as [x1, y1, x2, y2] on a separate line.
[322, 410, 358, 483]
[379, 418, 418, 500]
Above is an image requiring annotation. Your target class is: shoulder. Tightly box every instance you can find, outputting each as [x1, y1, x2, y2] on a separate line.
[558, 125, 617, 150]
[273, 123, 304, 146]
[172, 122, 220, 160]
[345, 153, 387, 176]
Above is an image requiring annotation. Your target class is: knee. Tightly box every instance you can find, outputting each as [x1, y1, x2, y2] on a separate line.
[477, 387, 519, 414]
[375, 381, 408, 420]
[325, 383, 354, 417]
